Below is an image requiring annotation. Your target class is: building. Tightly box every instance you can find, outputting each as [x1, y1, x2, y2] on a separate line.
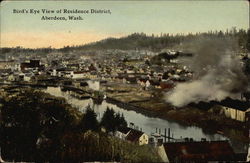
[115, 127, 131, 140]
[0, 60, 16, 70]
[21, 60, 44, 71]
[219, 98, 250, 122]
[193, 98, 250, 122]
[163, 141, 235, 162]
[115, 127, 149, 146]
[208, 98, 250, 122]
[125, 128, 148, 145]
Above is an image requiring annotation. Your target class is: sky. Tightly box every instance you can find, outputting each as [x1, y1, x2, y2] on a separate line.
[0, 0, 249, 48]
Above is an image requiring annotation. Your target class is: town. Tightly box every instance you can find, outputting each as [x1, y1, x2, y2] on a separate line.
[1, 30, 250, 162]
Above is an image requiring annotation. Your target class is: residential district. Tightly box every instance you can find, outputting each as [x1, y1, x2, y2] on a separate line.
[0, 44, 250, 162]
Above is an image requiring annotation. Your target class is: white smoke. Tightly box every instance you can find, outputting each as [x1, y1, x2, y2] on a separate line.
[165, 38, 248, 107]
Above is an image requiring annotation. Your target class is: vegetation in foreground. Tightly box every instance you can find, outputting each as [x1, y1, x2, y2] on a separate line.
[0, 88, 160, 162]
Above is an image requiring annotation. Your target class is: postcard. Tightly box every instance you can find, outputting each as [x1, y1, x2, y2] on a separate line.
[0, 0, 249, 162]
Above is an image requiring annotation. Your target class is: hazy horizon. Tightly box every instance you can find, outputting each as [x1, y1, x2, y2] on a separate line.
[0, 29, 247, 49]
[1, 1, 249, 48]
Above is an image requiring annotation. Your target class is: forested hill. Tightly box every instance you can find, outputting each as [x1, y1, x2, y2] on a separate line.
[76, 33, 183, 51]
[60, 28, 250, 52]
[1, 28, 249, 53]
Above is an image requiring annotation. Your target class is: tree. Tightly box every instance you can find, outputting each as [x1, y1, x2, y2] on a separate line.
[0, 90, 77, 162]
[100, 107, 116, 132]
[101, 108, 127, 133]
[237, 29, 247, 50]
[114, 113, 127, 129]
[244, 58, 250, 75]
[246, 29, 250, 52]
[145, 59, 151, 66]
[79, 106, 99, 132]
[0, 89, 159, 162]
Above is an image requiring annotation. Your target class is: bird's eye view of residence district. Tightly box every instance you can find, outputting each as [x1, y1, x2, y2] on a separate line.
[0, 0, 250, 162]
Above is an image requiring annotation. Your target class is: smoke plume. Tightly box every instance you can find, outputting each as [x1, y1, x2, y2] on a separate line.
[165, 37, 248, 107]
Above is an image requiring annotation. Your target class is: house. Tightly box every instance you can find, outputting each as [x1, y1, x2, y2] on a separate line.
[71, 71, 86, 79]
[21, 59, 44, 71]
[149, 79, 161, 89]
[115, 127, 131, 140]
[0, 60, 16, 70]
[192, 98, 250, 122]
[163, 141, 235, 162]
[66, 63, 80, 70]
[125, 77, 137, 84]
[218, 98, 250, 122]
[208, 98, 250, 122]
[115, 127, 149, 145]
[160, 81, 175, 90]
[125, 128, 148, 145]
[137, 78, 151, 89]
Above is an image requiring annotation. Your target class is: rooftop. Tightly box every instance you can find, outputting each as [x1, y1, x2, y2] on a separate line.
[117, 127, 131, 135]
[163, 141, 235, 162]
[125, 128, 144, 142]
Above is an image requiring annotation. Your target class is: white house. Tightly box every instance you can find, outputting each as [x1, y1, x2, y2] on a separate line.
[125, 128, 149, 145]
[71, 71, 86, 79]
[115, 127, 149, 145]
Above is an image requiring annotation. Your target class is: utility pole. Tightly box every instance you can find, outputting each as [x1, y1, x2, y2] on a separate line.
[247, 130, 250, 162]
[168, 128, 170, 142]
[164, 128, 167, 142]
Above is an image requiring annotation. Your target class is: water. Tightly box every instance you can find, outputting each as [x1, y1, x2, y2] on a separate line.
[44, 86, 226, 142]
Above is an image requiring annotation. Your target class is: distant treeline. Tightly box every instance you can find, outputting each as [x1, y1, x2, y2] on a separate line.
[76, 28, 250, 51]
[1, 28, 250, 53]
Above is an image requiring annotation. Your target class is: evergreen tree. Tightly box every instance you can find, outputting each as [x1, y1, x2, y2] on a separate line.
[114, 113, 127, 129]
[101, 108, 127, 133]
[244, 58, 250, 75]
[246, 29, 250, 52]
[79, 105, 99, 132]
[100, 107, 116, 132]
[237, 29, 247, 50]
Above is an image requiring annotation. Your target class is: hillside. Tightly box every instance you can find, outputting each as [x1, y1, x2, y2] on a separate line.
[60, 29, 249, 52]
[0, 28, 249, 54]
